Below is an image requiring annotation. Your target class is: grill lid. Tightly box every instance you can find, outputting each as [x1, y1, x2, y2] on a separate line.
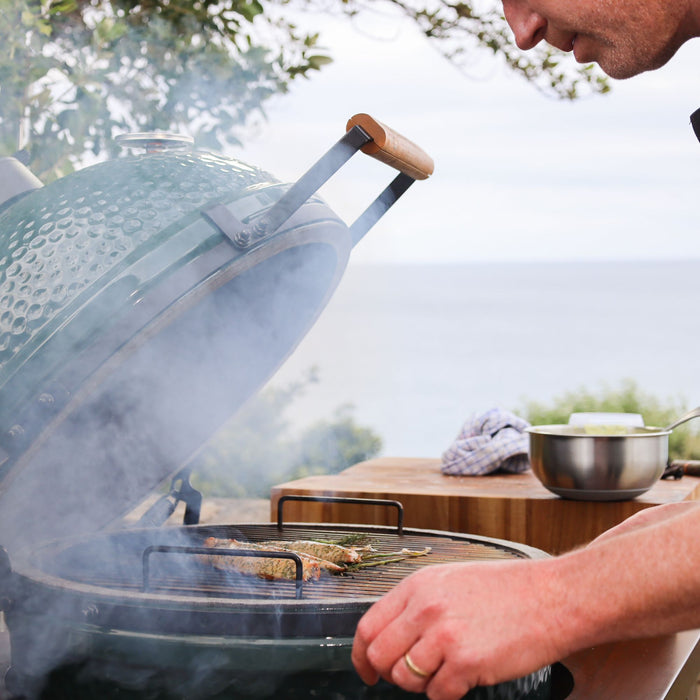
[0, 115, 433, 554]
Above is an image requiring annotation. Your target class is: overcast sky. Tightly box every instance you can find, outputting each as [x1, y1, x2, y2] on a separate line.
[231, 7, 700, 265]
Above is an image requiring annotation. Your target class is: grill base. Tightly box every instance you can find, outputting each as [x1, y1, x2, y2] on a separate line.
[10, 661, 553, 700]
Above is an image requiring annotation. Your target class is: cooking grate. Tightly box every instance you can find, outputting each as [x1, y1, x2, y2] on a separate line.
[54, 524, 527, 602]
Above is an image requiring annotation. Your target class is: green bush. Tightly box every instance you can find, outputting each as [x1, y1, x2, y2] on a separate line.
[188, 369, 382, 498]
[520, 379, 700, 460]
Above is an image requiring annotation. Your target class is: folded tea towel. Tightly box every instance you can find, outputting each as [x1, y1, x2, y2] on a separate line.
[441, 408, 531, 476]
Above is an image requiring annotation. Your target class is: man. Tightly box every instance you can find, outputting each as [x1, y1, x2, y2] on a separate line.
[351, 2, 700, 699]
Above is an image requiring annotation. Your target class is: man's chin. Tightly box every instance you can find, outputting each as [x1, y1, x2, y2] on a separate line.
[596, 46, 681, 80]
[597, 63, 644, 80]
[571, 42, 630, 78]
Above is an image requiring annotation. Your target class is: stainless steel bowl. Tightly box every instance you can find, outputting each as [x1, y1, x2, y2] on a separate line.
[527, 407, 700, 501]
[526, 424, 670, 501]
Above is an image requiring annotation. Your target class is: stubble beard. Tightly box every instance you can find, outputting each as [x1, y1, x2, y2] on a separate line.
[598, 36, 685, 79]
[589, 0, 691, 79]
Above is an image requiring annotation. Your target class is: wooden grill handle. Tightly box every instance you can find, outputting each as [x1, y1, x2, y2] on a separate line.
[346, 113, 434, 181]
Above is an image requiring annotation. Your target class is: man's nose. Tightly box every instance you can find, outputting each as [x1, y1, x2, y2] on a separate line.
[502, 0, 547, 50]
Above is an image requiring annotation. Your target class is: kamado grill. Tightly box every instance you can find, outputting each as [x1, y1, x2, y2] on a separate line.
[0, 115, 552, 699]
[2, 503, 552, 699]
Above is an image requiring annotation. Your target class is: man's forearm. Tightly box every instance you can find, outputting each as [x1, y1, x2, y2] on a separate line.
[589, 501, 700, 546]
[547, 502, 700, 656]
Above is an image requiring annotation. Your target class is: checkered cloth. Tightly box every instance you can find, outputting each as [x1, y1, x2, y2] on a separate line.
[441, 408, 531, 476]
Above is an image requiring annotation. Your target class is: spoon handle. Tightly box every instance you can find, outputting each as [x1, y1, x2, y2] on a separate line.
[665, 406, 700, 432]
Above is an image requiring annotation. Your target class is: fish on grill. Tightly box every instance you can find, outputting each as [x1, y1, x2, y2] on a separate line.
[201, 536, 432, 582]
[202, 537, 371, 577]
[201, 537, 324, 580]
[254, 539, 373, 564]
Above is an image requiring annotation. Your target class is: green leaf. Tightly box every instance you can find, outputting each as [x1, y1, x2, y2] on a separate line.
[306, 54, 333, 70]
[237, 0, 263, 22]
[49, 0, 78, 14]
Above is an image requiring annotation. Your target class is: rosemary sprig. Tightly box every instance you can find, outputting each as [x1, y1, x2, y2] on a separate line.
[309, 534, 373, 547]
[345, 557, 407, 571]
[343, 547, 432, 572]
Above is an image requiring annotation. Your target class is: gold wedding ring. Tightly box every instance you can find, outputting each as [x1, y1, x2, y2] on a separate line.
[404, 652, 431, 678]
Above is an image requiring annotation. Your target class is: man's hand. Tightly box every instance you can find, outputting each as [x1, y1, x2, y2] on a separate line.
[351, 559, 563, 700]
[352, 501, 700, 700]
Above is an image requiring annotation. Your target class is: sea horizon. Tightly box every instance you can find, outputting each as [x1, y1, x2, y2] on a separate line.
[268, 259, 700, 458]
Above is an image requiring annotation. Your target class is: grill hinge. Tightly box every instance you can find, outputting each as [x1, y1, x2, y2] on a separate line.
[137, 469, 202, 527]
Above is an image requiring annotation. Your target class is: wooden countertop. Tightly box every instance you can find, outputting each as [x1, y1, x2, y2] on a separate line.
[271, 457, 700, 555]
[271, 457, 700, 699]
[562, 630, 700, 699]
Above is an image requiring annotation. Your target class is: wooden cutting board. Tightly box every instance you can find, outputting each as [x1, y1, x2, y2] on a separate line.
[270, 457, 700, 554]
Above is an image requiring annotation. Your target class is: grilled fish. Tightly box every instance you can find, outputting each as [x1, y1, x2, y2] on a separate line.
[261, 539, 373, 564]
[202, 536, 321, 581]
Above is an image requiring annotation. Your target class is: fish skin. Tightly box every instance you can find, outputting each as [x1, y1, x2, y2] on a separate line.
[201, 536, 321, 581]
[261, 539, 370, 564]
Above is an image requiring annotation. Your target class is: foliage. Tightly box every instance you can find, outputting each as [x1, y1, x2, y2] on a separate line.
[290, 403, 383, 479]
[520, 379, 700, 460]
[298, 0, 610, 100]
[0, 0, 332, 180]
[1, 0, 609, 181]
[189, 368, 382, 497]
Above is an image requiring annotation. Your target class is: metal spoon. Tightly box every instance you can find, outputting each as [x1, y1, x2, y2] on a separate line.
[665, 406, 700, 432]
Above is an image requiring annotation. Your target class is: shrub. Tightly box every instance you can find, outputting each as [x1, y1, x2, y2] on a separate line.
[189, 369, 382, 498]
[520, 379, 700, 460]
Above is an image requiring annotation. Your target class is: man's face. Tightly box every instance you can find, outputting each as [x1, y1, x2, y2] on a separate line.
[501, 0, 695, 79]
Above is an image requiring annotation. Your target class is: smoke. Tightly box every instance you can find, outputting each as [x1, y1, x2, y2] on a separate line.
[0, 145, 362, 697]
[0, 235, 347, 552]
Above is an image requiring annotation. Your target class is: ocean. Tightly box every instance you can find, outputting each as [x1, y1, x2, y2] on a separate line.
[268, 260, 700, 458]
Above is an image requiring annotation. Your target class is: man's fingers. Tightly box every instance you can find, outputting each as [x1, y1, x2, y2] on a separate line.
[389, 635, 445, 694]
[426, 661, 475, 700]
[352, 584, 411, 683]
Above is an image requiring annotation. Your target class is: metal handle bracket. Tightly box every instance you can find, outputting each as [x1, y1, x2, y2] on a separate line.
[203, 125, 373, 248]
[203, 116, 429, 249]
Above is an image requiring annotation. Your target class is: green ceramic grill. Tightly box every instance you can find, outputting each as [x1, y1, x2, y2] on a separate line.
[0, 115, 433, 551]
